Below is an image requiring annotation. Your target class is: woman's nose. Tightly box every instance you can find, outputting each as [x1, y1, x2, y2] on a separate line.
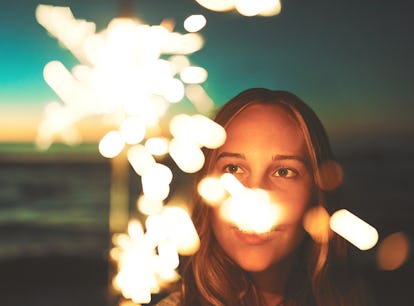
[244, 172, 271, 190]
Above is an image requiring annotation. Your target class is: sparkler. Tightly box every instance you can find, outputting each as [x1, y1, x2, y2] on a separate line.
[35, 3, 220, 303]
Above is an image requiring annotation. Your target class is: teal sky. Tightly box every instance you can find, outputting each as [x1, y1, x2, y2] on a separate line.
[1, 0, 413, 149]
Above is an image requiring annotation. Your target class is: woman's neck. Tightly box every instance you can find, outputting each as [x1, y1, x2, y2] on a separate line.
[249, 258, 293, 306]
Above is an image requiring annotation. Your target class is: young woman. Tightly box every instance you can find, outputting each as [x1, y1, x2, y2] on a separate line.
[156, 88, 371, 306]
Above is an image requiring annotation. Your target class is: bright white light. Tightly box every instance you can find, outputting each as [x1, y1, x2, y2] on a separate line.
[212, 174, 280, 233]
[220, 173, 246, 197]
[120, 117, 146, 144]
[184, 14, 207, 33]
[99, 130, 125, 158]
[169, 138, 205, 173]
[127, 145, 155, 176]
[141, 163, 172, 201]
[137, 195, 163, 215]
[198, 176, 227, 205]
[236, 0, 278, 16]
[158, 239, 179, 270]
[330, 209, 379, 251]
[192, 114, 226, 148]
[180, 66, 208, 84]
[163, 78, 185, 103]
[194, 0, 236, 12]
[36, 5, 213, 150]
[220, 187, 280, 234]
[145, 137, 169, 156]
[161, 206, 200, 255]
[259, 0, 282, 16]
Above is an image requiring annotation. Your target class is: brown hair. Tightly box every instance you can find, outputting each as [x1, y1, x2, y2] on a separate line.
[179, 88, 368, 306]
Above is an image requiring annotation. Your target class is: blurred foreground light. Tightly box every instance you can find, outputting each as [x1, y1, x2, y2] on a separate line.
[236, 0, 280, 17]
[376, 232, 410, 271]
[162, 206, 200, 255]
[145, 137, 169, 156]
[141, 163, 172, 201]
[192, 114, 226, 148]
[169, 138, 205, 173]
[330, 209, 378, 250]
[259, 0, 282, 16]
[184, 14, 207, 32]
[127, 219, 144, 241]
[120, 117, 146, 144]
[219, 174, 280, 234]
[185, 84, 215, 113]
[198, 176, 227, 205]
[303, 206, 332, 244]
[194, 0, 236, 12]
[127, 145, 156, 176]
[137, 195, 163, 215]
[163, 78, 185, 103]
[180, 66, 208, 84]
[99, 130, 125, 158]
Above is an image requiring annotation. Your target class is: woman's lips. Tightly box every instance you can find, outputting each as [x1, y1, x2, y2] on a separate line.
[231, 226, 282, 245]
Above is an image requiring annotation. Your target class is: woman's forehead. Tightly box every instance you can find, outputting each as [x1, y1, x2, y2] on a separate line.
[225, 102, 299, 131]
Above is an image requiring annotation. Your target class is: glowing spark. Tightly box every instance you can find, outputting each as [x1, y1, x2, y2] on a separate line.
[197, 176, 227, 205]
[120, 117, 146, 145]
[184, 14, 207, 32]
[145, 137, 169, 156]
[169, 138, 205, 173]
[330, 209, 378, 250]
[180, 66, 208, 84]
[127, 144, 156, 176]
[259, 0, 282, 16]
[195, 0, 281, 16]
[137, 195, 164, 215]
[161, 206, 200, 255]
[99, 131, 125, 158]
[199, 174, 280, 234]
[141, 163, 173, 201]
[37, 4, 220, 303]
[194, 0, 236, 12]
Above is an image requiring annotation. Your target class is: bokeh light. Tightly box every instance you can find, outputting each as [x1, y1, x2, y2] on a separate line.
[195, 0, 281, 16]
[376, 231, 410, 271]
[317, 160, 343, 191]
[303, 206, 332, 244]
[197, 176, 227, 205]
[194, 0, 236, 12]
[99, 131, 125, 158]
[184, 14, 207, 33]
[330, 209, 379, 250]
[144, 137, 169, 156]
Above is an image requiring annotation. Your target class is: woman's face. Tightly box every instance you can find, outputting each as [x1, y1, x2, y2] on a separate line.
[210, 103, 314, 272]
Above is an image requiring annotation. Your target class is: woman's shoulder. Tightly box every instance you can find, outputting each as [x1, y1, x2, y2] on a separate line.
[154, 291, 181, 306]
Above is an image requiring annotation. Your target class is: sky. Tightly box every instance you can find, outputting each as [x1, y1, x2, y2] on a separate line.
[1, 0, 413, 151]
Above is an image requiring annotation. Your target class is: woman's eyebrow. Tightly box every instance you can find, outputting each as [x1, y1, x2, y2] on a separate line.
[216, 152, 246, 160]
[272, 154, 307, 165]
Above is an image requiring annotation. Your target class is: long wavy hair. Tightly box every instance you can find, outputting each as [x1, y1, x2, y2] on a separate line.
[178, 88, 367, 306]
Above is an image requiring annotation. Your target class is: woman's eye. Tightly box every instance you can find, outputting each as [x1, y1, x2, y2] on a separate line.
[223, 164, 243, 174]
[273, 168, 297, 178]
